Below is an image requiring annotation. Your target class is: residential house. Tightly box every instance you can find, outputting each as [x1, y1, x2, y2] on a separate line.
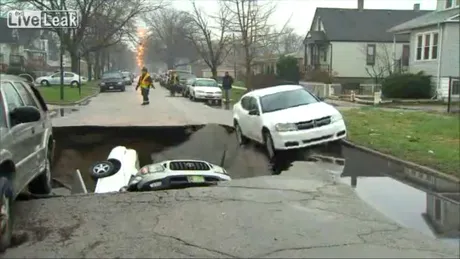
[389, 0, 459, 100]
[253, 51, 304, 75]
[304, 0, 431, 86]
[0, 17, 51, 73]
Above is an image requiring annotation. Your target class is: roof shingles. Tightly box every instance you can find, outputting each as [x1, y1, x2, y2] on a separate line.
[313, 8, 432, 42]
[389, 7, 460, 33]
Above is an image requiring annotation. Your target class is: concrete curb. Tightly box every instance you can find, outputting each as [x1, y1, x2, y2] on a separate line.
[46, 89, 100, 106]
[342, 140, 460, 184]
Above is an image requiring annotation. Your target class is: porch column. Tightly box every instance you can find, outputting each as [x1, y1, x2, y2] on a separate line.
[392, 34, 396, 73]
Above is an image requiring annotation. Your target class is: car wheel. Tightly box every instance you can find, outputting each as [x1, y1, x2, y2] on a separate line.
[70, 81, 79, 88]
[41, 80, 50, 86]
[89, 160, 116, 180]
[121, 86, 126, 92]
[100, 88, 104, 93]
[0, 177, 13, 253]
[28, 156, 52, 194]
[234, 121, 249, 145]
[264, 131, 276, 161]
[217, 100, 222, 106]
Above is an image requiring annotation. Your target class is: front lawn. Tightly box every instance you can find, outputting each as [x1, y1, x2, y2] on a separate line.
[342, 107, 460, 177]
[39, 81, 99, 104]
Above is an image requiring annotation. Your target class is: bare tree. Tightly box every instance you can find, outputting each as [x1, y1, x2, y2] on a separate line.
[186, 2, 233, 78]
[362, 43, 394, 88]
[144, 8, 199, 69]
[17, 0, 162, 72]
[222, 0, 276, 88]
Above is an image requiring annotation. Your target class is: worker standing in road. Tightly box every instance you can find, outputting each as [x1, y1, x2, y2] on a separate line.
[169, 71, 180, 96]
[222, 71, 234, 104]
[136, 67, 153, 105]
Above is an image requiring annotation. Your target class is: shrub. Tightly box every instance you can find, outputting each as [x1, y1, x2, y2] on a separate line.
[305, 69, 335, 84]
[276, 55, 300, 83]
[382, 72, 432, 99]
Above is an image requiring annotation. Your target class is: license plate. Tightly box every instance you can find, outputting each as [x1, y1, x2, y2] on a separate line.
[109, 86, 113, 89]
[187, 176, 205, 183]
[206, 95, 213, 98]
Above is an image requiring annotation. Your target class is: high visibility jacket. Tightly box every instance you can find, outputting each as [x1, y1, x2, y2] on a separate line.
[139, 73, 151, 89]
[170, 75, 179, 84]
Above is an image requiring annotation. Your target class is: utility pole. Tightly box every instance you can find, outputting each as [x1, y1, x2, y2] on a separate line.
[59, 0, 64, 101]
[233, 33, 237, 80]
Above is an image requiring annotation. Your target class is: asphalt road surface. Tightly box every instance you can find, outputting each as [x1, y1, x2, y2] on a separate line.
[2, 83, 459, 258]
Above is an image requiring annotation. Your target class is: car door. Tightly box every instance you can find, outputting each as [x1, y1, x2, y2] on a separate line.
[247, 97, 264, 142]
[237, 96, 252, 137]
[49, 73, 60, 85]
[13, 81, 44, 171]
[1, 82, 35, 192]
[64, 72, 74, 85]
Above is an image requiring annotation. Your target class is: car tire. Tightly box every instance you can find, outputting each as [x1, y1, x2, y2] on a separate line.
[217, 100, 222, 106]
[41, 80, 50, 87]
[100, 88, 104, 93]
[0, 177, 13, 253]
[121, 86, 126, 92]
[263, 131, 277, 161]
[234, 121, 249, 145]
[70, 81, 79, 88]
[89, 160, 116, 180]
[28, 156, 52, 195]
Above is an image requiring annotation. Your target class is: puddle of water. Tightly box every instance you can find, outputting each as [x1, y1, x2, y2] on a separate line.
[339, 146, 460, 244]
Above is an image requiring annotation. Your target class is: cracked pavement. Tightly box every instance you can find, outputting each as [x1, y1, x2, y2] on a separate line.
[2, 84, 459, 258]
[5, 162, 458, 258]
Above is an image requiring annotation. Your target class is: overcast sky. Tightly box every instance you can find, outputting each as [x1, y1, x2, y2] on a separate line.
[171, 0, 437, 35]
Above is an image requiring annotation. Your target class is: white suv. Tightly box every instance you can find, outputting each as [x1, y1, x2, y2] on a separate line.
[232, 85, 346, 159]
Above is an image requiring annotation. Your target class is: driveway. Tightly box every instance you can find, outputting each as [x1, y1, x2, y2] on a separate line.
[2, 83, 458, 258]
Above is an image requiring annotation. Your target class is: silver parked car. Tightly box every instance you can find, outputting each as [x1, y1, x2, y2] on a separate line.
[0, 74, 55, 252]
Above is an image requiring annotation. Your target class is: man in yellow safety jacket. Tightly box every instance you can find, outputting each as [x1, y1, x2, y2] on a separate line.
[136, 67, 154, 105]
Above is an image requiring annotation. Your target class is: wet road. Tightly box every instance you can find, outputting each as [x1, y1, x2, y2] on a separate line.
[3, 83, 459, 257]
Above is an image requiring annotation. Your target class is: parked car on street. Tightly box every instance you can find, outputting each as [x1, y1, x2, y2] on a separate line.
[232, 84, 346, 160]
[188, 78, 222, 105]
[99, 72, 126, 92]
[0, 74, 55, 251]
[121, 71, 133, 85]
[183, 77, 197, 97]
[35, 72, 87, 87]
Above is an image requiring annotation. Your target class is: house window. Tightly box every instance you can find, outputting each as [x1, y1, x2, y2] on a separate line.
[402, 45, 410, 66]
[446, 0, 453, 8]
[415, 32, 439, 61]
[451, 79, 460, 95]
[366, 44, 376, 66]
[434, 198, 442, 221]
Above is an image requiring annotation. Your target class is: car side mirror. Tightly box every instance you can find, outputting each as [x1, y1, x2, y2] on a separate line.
[10, 106, 41, 124]
[248, 109, 259, 116]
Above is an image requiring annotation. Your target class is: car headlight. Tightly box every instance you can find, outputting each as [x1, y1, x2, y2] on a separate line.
[331, 113, 343, 123]
[118, 82, 122, 85]
[215, 92, 222, 95]
[100, 82, 105, 86]
[275, 123, 297, 132]
[196, 90, 204, 93]
[130, 176, 143, 185]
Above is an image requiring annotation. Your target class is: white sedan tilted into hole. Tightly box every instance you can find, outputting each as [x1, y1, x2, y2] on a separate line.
[232, 84, 347, 160]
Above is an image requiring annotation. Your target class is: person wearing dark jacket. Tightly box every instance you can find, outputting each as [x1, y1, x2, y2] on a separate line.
[222, 72, 234, 104]
[136, 67, 154, 105]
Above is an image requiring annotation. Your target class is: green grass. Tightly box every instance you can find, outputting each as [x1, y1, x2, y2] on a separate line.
[230, 88, 246, 103]
[342, 107, 460, 177]
[39, 81, 99, 104]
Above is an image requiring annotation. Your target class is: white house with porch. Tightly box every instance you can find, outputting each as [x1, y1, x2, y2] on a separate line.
[389, 0, 459, 100]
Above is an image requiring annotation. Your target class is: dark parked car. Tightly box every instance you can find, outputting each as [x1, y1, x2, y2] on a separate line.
[100, 72, 126, 92]
[0, 74, 55, 251]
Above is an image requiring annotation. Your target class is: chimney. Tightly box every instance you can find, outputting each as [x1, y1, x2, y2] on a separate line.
[413, 3, 420, 11]
[358, 0, 364, 11]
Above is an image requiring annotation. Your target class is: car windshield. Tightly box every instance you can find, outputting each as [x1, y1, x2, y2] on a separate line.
[186, 78, 195, 84]
[260, 88, 319, 113]
[122, 72, 130, 77]
[102, 73, 122, 79]
[195, 80, 218, 87]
